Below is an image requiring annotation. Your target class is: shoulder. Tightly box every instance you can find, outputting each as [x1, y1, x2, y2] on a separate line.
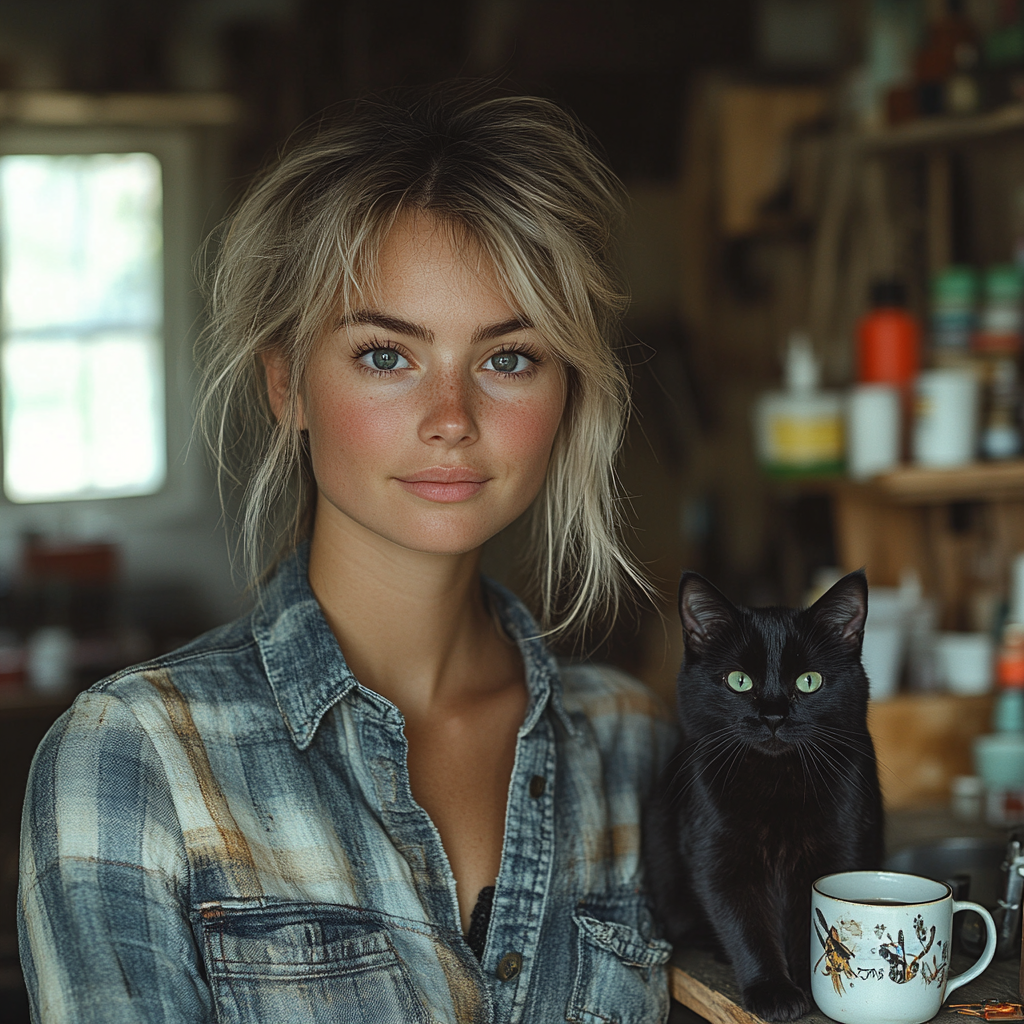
[559, 660, 673, 725]
[82, 613, 268, 718]
[35, 614, 271, 771]
[553, 662, 678, 804]
[558, 661, 677, 767]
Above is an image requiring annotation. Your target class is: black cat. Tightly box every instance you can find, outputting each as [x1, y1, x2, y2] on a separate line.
[643, 570, 883, 1022]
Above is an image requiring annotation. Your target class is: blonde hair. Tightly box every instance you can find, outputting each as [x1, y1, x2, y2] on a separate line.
[196, 87, 646, 639]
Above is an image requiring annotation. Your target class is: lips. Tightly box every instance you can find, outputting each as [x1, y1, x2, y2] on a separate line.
[395, 466, 490, 503]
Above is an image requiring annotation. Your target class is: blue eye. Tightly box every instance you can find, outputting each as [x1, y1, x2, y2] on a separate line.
[487, 351, 531, 374]
[359, 348, 409, 371]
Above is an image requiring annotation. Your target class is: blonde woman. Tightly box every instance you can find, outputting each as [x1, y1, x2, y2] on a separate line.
[19, 90, 676, 1023]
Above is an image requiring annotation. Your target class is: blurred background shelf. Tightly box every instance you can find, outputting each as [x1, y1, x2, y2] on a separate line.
[862, 104, 1024, 152]
[869, 692, 995, 809]
[827, 464, 1024, 630]
[844, 460, 1024, 503]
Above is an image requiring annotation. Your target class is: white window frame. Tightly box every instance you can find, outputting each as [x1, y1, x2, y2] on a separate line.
[0, 124, 206, 537]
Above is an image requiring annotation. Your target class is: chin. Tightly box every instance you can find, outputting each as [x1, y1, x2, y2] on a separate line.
[386, 518, 507, 557]
[753, 735, 792, 757]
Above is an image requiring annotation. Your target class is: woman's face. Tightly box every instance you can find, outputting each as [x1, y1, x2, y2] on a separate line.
[281, 211, 567, 557]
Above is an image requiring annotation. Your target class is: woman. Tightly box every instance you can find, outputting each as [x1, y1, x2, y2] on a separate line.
[19, 89, 676, 1023]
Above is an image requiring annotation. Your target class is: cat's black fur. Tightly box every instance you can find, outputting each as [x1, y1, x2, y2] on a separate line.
[643, 570, 883, 1022]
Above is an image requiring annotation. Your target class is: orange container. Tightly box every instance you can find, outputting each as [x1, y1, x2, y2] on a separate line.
[857, 280, 921, 387]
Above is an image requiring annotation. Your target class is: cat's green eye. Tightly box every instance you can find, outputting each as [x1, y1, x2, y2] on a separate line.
[795, 671, 823, 693]
[727, 671, 753, 692]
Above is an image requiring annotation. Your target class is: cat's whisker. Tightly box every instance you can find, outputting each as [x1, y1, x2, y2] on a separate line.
[669, 732, 738, 785]
[803, 738, 886, 804]
[666, 735, 747, 804]
[795, 745, 825, 809]
[720, 740, 751, 789]
[801, 745, 837, 808]
[702, 746, 743, 792]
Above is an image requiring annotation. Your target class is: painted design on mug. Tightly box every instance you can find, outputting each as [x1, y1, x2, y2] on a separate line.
[814, 908, 857, 995]
[876, 914, 946, 987]
[815, 908, 949, 996]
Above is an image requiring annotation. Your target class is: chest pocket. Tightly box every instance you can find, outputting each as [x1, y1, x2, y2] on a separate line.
[198, 901, 431, 1024]
[567, 903, 672, 1024]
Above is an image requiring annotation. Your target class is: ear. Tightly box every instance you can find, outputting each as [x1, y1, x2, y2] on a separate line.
[808, 569, 867, 644]
[261, 349, 305, 428]
[678, 572, 738, 653]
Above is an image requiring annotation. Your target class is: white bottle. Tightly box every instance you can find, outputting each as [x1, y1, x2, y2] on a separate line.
[754, 332, 844, 477]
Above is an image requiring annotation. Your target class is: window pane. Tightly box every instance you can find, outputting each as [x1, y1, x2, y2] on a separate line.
[0, 152, 165, 503]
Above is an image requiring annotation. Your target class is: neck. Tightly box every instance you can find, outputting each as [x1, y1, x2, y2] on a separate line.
[307, 497, 507, 718]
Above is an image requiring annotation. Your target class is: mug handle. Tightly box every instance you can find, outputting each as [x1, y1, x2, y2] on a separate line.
[944, 901, 997, 998]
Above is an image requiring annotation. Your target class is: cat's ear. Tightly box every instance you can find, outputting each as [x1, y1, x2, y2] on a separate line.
[678, 572, 737, 652]
[808, 570, 868, 644]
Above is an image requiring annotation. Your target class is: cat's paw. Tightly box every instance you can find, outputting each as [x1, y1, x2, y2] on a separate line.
[741, 978, 811, 1022]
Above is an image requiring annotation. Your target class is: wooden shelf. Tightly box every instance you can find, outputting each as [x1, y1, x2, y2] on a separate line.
[0, 91, 241, 127]
[860, 103, 1024, 152]
[0, 688, 75, 720]
[841, 460, 1024, 504]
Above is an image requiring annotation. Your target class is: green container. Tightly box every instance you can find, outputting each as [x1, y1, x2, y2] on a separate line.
[932, 265, 978, 306]
[983, 264, 1024, 301]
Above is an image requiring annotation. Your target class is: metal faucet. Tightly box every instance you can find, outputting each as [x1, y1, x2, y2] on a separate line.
[996, 832, 1024, 960]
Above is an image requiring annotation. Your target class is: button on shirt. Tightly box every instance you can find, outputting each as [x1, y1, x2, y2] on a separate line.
[19, 544, 677, 1023]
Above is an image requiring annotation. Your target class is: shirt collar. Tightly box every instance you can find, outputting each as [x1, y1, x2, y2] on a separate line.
[252, 543, 576, 751]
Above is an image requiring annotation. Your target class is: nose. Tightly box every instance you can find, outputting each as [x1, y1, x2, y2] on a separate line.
[418, 369, 478, 447]
[758, 697, 788, 734]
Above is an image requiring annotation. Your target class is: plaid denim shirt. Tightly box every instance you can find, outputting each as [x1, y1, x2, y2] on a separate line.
[19, 544, 676, 1023]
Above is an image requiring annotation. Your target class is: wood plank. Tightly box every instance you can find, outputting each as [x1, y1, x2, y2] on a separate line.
[0, 91, 241, 126]
[670, 964, 767, 1024]
[868, 693, 995, 809]
[860, 104, 1024, 152]
[849, 462, 1024, 504]
[670, 946, 1021, 1023]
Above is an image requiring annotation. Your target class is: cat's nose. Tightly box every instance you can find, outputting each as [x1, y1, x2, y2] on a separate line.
[761, 713, 785, 734]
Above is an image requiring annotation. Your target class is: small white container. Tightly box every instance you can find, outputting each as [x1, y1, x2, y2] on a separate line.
[754, 333, 844, 475]
[974, 732, 1024, 789]
[846, 383, 900, 480]
[26, 626, 74, 694]
[951, 774, 984, 821]
[862, 586, 912, 700]
[937, 631, 994, 694]
[912, 368, 979, 467]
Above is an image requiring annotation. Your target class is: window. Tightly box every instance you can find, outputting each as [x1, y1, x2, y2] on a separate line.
[1, 152, 166, 502]
[0, 123, 203, 531]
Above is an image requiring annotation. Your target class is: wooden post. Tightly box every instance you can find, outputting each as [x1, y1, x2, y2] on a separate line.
[927, 149, 953, 274]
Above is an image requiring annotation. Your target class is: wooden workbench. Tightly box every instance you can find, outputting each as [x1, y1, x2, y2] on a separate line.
[669, 808, 1018, 1021]
[670, 946, 1021, 1023]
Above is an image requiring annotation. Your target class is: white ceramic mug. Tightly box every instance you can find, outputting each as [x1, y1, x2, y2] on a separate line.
[811, 870, 996, 1024]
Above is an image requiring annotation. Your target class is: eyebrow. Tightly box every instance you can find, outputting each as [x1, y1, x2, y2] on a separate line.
[336, 310, 532, 344]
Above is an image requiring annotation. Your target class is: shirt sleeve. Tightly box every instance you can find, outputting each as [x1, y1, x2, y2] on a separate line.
[19, 689, 213, 1023]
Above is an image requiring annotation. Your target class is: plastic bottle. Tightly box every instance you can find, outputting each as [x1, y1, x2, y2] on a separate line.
[754, 333, 844, 478]
[931, 265, 978, 353]
[980, 358, 1022, 459]
[974, 264, 1024, 356]
[857, 278, 921, 390]
[993, 624, 1024, 733]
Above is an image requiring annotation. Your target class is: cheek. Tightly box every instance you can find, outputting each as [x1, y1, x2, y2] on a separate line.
[491, 393, 564, 476]
[303, 383, 405, 471]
